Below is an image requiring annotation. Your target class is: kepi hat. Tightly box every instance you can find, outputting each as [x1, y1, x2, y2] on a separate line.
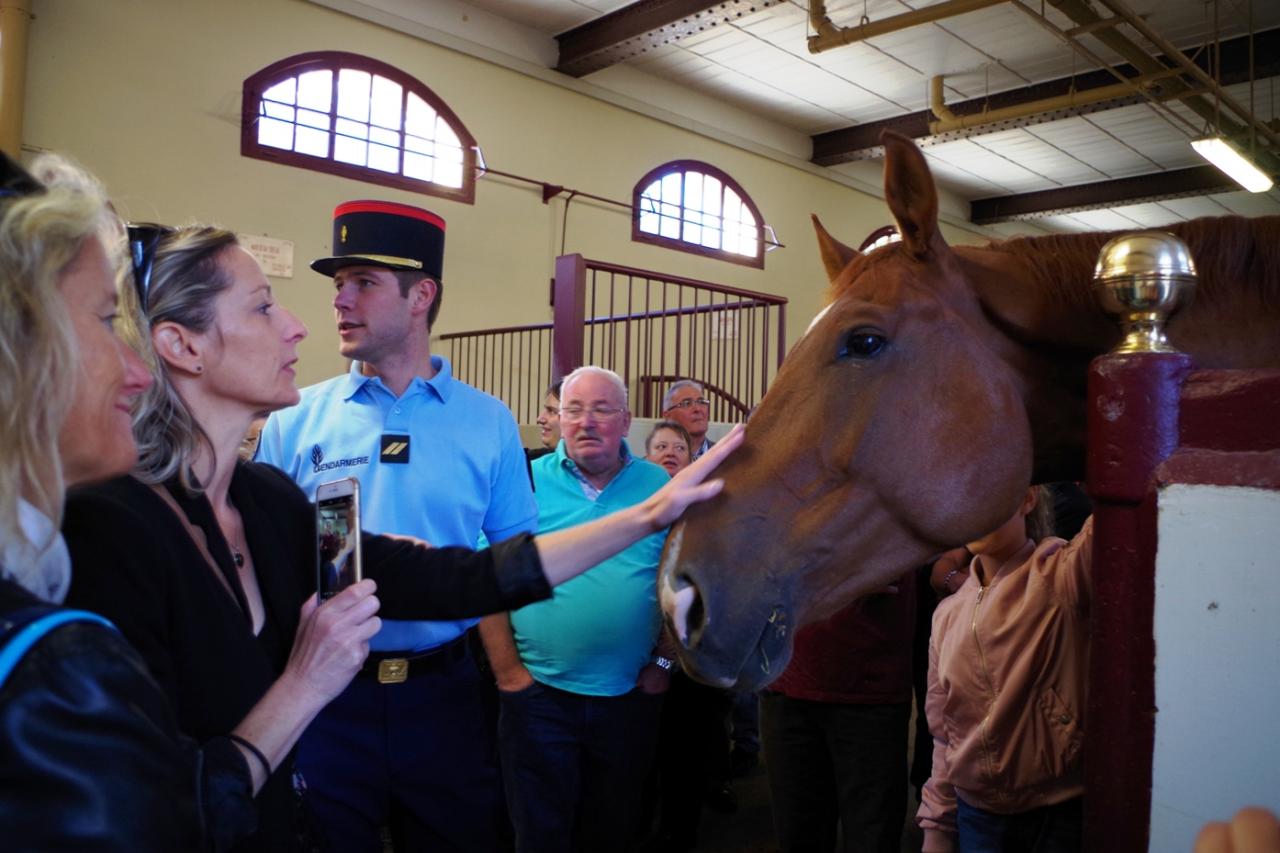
[311, 200, 445, 279]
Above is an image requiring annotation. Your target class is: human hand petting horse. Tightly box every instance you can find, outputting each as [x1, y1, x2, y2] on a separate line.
[660, 129, 1280, 690]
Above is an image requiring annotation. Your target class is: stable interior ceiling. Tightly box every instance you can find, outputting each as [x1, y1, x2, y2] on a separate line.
[349, 0, 1280, 233]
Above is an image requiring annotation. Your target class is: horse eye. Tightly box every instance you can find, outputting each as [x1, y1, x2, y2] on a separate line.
[838, 330, 887, 360]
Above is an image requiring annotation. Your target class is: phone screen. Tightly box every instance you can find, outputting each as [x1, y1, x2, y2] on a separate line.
[317, 483, 361, 600]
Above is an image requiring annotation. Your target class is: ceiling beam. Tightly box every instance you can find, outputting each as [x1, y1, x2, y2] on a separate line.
[969, 165, 1240, 224]
[555, 0, 782, 78]
[813, 27, 1280, 165]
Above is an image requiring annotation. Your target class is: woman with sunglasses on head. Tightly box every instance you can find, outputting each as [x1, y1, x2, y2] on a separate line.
[61, 223, 742, 850]
[0, 152, 266, 850]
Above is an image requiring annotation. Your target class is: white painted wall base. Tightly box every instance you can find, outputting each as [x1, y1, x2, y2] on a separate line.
[1150, 483, 1280, 850]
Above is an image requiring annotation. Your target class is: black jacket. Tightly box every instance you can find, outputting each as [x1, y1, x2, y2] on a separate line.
[62, 461, 552, 851]
[0, 577, 255, 852]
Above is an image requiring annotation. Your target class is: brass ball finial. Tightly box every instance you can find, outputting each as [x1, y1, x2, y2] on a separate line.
[1091, 230, 1197, 354]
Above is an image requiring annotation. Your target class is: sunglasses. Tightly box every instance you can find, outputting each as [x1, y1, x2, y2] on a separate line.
[0, 151, 43, 200]
[126, 223, 175, 310]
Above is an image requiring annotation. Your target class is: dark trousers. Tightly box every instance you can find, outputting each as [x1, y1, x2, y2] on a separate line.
[956, 796, 1082, 853]
[296, 651, 504, 853]
[498, 680, 662, 853]
[761, 693, 910, 853]
[653, 671, 734, 844]
[731, 689, 761, 757]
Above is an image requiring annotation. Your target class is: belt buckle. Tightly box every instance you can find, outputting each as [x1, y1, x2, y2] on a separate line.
[377, 658, 408, 684]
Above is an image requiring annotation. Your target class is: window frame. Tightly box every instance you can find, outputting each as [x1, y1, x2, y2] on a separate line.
[240, 51, 477, 204]
[631, 160, 767, 269]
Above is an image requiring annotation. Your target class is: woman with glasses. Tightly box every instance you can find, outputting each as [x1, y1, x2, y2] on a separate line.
[0, 152, 261, 850]
[61, 223, 743, 851]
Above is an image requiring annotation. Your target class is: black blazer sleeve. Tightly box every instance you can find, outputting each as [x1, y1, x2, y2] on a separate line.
[248, 462, 552, 620]
[362, 533, 552, 621]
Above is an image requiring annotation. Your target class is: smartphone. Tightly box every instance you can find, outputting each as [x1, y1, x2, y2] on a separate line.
[316, 477, 362, 600]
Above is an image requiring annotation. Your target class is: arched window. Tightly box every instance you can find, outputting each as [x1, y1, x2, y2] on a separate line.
[859, 225, 901, 253]
[241, 51, 477, 204]
[633, 161, 770, 269]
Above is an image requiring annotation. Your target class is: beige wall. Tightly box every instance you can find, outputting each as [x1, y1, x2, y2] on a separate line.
[26, 0, 1005, 392]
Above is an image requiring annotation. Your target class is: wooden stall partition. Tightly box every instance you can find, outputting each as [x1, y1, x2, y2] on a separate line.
[1085, 362, 1280, 851]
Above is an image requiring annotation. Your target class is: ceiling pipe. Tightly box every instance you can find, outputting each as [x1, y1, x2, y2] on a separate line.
[927, 68, 1183, 134]
[1039, 0, 1279, 156]
[808, 0, 1010, 53]
[1090, 0, 1280, 153]
[0, 0, 32, 159]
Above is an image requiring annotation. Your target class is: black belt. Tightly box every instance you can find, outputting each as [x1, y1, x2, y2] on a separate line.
[359, 633, 470, 684]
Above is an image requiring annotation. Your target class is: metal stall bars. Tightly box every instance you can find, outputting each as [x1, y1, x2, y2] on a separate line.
[440, 254, 787, 426]
[552, 254, 788, 421]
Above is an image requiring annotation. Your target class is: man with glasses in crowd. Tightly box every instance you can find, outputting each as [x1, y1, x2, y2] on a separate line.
[663, 379, 714, 459]
[487, 366, 677, 852]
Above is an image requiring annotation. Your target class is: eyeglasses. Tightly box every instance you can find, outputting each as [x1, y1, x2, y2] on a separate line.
[559, 405, 627, 422]
[127, 222, 174, 311]
[666, 397, 710, 411]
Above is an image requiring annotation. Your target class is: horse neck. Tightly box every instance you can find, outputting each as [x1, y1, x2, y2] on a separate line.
[953, 241, 1112, 483]
[970, 217, 1280, 369]
[955, 215, 1280, 479]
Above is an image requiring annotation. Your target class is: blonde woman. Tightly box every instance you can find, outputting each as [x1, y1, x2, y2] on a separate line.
[0, 151, 263, 850]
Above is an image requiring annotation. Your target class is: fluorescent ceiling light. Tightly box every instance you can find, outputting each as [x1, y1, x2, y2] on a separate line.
[1191, 136, 1274, 193]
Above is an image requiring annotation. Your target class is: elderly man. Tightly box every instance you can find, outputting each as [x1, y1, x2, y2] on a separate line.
[662, 379, 713, 459]
[257, 201, 537, 852]
[488, 366, 675, 853]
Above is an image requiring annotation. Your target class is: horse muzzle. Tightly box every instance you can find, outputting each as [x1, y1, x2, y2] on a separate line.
[658, 523, 794, 690]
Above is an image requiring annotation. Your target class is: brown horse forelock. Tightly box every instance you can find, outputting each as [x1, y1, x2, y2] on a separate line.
[823, 241, 928, 307]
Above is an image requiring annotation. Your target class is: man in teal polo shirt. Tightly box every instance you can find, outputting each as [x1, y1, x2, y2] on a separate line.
[257, 201, 537, 852]
[489, 365, 676, 852]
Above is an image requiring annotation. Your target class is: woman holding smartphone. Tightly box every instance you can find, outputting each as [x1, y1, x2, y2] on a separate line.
[61, 224, 741, 852]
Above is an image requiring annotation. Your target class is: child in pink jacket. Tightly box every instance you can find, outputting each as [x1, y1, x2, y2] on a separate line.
[917, 486, 1093, 853]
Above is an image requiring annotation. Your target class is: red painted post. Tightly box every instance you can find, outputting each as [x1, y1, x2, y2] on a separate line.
[553, 254, 586, 382]
[1084, 351, 1193, 852]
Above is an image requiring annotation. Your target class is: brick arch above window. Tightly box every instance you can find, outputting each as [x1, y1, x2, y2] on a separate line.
[859, 225, 901, 253]
[241, 51, 477, 204]
[632, 160, 769, 269]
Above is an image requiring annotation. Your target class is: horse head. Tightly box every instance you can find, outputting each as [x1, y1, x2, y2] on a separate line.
[659, 131, 1039, 689]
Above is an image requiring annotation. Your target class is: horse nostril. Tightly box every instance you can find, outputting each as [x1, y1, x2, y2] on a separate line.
[667, 577, 708, 649]
[686, 582, 706, 642]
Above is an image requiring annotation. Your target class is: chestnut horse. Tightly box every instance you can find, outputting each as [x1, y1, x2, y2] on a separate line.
[659, 131, 1280, 690]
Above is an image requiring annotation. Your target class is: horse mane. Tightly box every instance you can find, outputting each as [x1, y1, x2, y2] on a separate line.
[985, 215, 1280, 311]
[826, 216, 1280, 314]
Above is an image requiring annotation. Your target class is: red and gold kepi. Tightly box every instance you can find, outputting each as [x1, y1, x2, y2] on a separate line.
[311, 200, 446, 280]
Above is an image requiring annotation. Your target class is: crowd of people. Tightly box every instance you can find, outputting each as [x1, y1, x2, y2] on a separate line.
[1, 147, 1276, 853]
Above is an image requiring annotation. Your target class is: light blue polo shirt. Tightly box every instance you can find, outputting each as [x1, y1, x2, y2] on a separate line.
[257, 356, 538, 652]
[510, 441, 671, 696]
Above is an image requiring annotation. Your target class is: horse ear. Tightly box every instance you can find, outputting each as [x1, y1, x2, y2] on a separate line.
[811, 215, 861, 283]
[881, 130, 941, 258]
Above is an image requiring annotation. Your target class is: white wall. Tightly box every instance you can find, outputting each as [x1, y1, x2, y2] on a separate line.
[1150, 483, 1280, 850]
[25, 0, 1023, 396]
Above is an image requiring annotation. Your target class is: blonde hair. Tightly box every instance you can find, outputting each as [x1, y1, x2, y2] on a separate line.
[0, 154, 113, 551]
[1026, 485, 1056, 542]
[125, 226, 239, 492]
